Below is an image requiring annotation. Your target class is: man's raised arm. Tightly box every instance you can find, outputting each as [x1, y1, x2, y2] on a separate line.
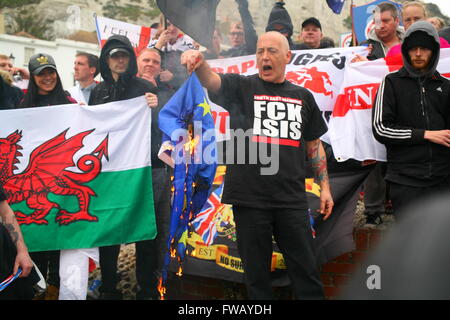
[181, 50, 222, 94]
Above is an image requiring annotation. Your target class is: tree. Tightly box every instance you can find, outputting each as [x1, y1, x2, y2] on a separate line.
[0, 0, 40, 9]
[5, 8, 54, 40]
[103, 0, 160, 23]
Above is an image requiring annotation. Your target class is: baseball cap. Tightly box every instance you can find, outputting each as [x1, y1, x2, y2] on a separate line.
[109, 48, 130, 57]
[302, 17, 322, 30]
[28, 53, 57, 76]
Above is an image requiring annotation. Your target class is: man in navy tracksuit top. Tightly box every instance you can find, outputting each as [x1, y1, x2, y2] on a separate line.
[372, 21, 450, 220]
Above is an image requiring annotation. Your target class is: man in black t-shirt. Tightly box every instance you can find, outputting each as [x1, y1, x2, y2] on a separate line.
[0, 185, 35, 299]
[181, 31, 334, 299]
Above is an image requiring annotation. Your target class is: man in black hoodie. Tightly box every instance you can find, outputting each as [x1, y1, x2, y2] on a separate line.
[89, 35, 159, 300]
[89, 35, 157, 105]
[372, 21, 450, 220]
[265, 1, 298, 50]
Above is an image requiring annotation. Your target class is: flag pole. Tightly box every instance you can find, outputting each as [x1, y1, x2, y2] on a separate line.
[350, 0, 357, 46]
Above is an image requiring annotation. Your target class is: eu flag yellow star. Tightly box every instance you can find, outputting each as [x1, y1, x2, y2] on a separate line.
[197, 98, 211, 117]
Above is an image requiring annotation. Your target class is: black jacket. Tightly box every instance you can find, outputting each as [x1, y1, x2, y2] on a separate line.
[88, 35, 164, 166]
[89, 35, 157, 105]
[372, 22, 450, 185]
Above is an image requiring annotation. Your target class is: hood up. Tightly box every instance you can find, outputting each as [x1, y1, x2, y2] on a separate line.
[401, 21, 440, 78]
[99, 35, 138, 83]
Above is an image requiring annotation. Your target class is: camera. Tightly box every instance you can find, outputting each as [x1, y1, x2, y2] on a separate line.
[13, 73, 23, 82]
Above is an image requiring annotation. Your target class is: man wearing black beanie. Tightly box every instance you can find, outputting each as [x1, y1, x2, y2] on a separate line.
[372, 21, 450, 221]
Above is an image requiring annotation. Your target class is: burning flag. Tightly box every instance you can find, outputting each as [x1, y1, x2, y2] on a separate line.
[158, 73, 218, 295]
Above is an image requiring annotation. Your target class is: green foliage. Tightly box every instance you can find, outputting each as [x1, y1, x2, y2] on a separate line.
[0, 0, 40, 8]
[103, 0, 160, 23]
[343, 15, 352, 30]
[5, 8, 54, 40]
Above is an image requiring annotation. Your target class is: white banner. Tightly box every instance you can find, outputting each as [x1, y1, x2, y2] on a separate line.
[328, 48, 450, 162]
[94, 15, 158, 55]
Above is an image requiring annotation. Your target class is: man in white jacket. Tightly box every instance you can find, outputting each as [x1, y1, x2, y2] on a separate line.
[67, 52, 99, 104]
[61, 52, 99, 300]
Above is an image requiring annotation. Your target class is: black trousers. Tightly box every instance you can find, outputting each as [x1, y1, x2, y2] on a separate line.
[233, 206, 324, 300]
[99, 167, 171, 298]
[363, 163, 387, 217]
[389, 176, 450, 222]
[29, 250, 60, 287]
[0, 224, 37, 300]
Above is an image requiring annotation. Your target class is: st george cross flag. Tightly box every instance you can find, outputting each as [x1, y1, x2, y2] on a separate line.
[94, 15, 158, 55]
[158, 72, 218, 284]
[328, 48, 450, 162]
[0, 97, 156, 252]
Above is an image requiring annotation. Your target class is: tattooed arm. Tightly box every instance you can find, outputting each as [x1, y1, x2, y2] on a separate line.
[306, 139, 334, 220]
[0, 200, 34, 277]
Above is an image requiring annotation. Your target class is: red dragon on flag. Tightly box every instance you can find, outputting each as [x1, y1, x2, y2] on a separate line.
[0, 129, 108, 226]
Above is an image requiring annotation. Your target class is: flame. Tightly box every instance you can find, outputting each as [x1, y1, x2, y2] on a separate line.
[184, 134, 200, 154]
[157, 278, 166, 300]
[176, 266, 183, 277]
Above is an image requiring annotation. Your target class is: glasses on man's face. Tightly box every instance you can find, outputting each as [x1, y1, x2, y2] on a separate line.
[230, 32, 244, 37]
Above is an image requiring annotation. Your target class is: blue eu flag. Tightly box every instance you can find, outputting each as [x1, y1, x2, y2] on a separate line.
[158, 72, 218, 287]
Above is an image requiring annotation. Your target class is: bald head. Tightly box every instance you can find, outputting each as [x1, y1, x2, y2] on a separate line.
[258, 31, 290, 53]
[256, 31, 291, 83]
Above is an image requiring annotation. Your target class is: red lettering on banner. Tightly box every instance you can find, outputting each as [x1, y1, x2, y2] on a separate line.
[241, 60, 255, 73]
[211, 67, 224, 74]
[332, 83, 380, 117]
[211, 111, 229, 134]
[226, 65, 240, 74]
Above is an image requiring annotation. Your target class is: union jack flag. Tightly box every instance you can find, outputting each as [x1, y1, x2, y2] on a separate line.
[192, 184, 224, 245]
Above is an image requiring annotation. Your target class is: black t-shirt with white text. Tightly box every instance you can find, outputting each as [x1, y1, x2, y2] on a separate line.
[209, 74, 327, 209]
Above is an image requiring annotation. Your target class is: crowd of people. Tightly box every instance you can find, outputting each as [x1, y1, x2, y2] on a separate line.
[1, 0, 450, 300]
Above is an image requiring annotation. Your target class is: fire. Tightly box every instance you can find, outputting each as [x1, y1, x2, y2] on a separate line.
[157, 278, 166, 300]
[184, 133, 200, 155]
[176, 266, 183, 277]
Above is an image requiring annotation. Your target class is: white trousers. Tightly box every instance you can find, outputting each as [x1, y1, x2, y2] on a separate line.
[58, 248, 99, 300]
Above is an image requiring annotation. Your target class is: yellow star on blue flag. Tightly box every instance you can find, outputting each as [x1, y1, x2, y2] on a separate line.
[197, 98, 211, 117]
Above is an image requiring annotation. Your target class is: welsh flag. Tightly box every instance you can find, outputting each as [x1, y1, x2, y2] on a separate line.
[0, 97, 155, 252]
[328, 48, 450, 162]
[94, 15, 158, 55]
